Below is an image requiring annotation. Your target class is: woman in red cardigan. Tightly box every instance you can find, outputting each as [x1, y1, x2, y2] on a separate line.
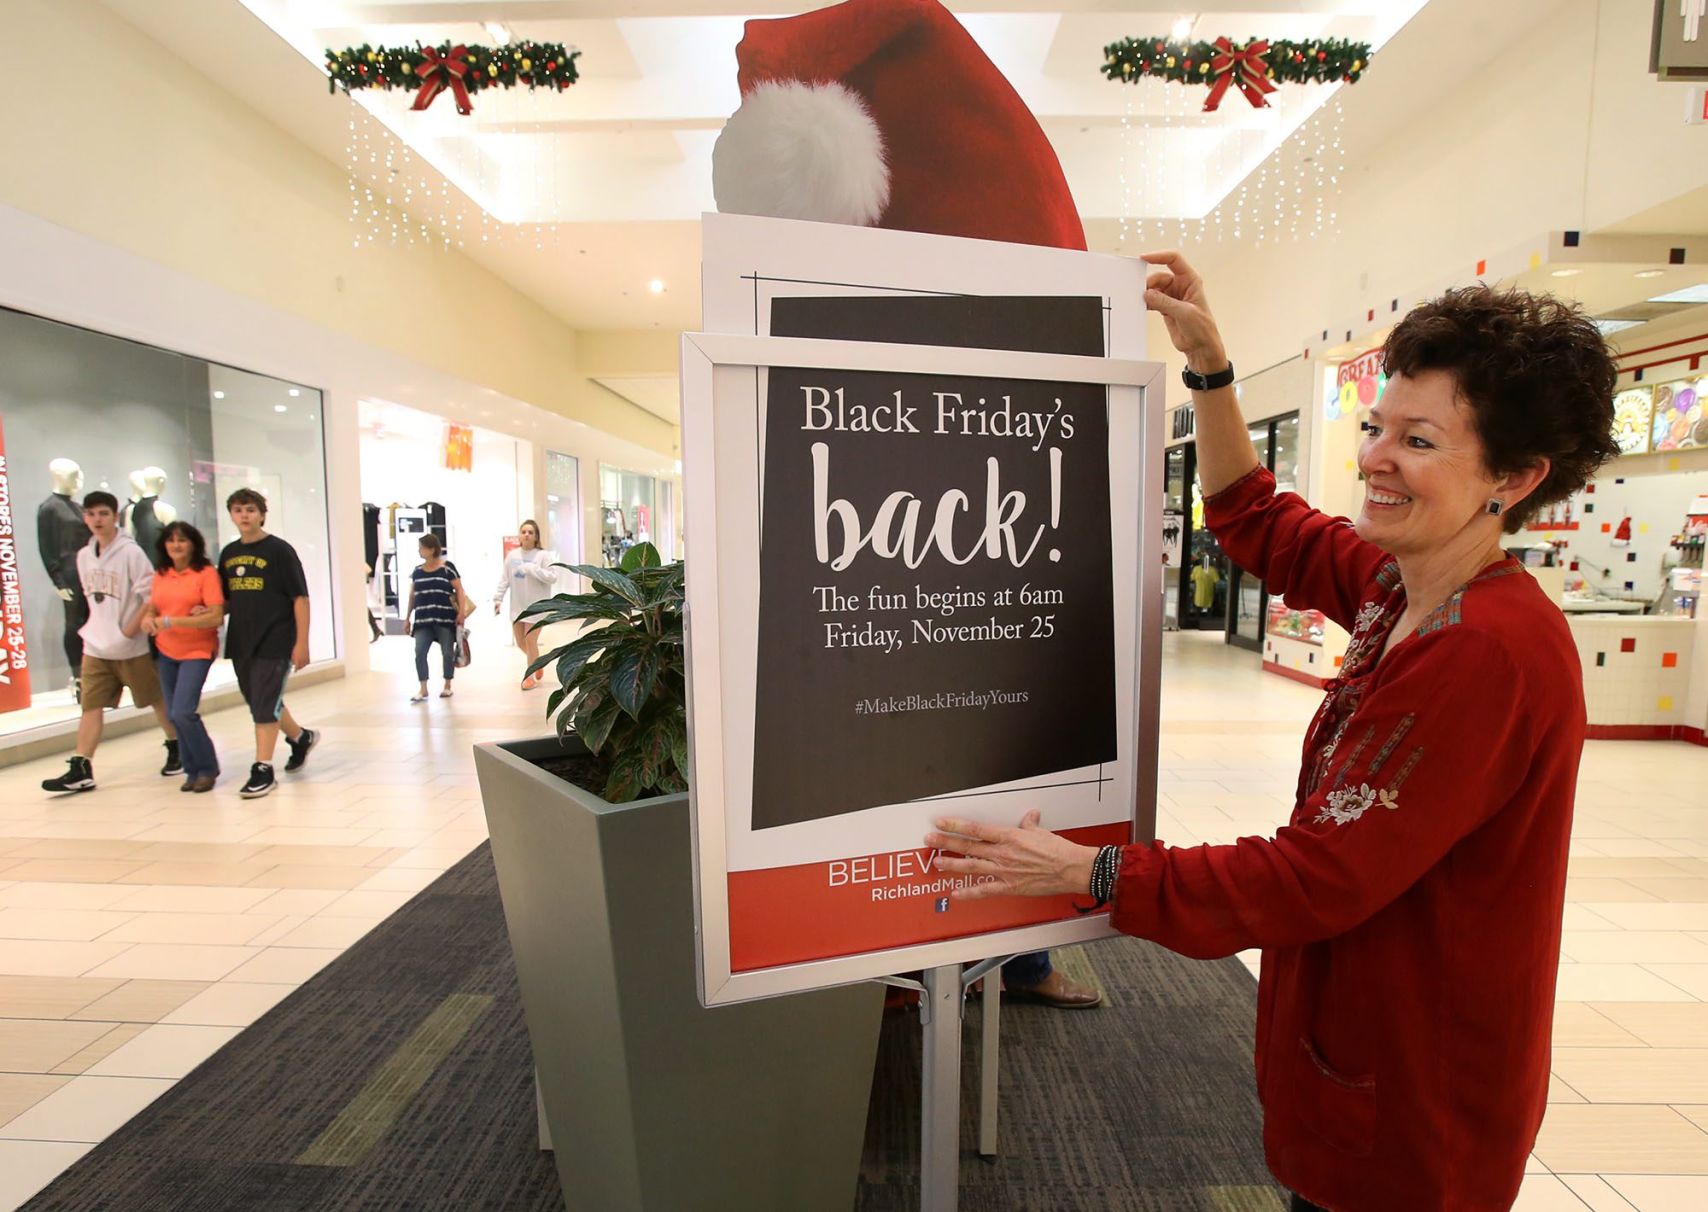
[928, 251, 1621, 1211]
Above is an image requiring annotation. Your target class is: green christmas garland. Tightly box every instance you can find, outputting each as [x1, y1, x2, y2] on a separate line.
[325, 41, 580, 112]
[1102, 36, 1370, 96]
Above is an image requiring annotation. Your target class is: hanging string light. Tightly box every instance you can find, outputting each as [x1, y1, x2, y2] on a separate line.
[338, 90, 566, 253]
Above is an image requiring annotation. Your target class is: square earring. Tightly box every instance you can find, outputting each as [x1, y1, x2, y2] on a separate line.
[1486, 499, 1506, 516]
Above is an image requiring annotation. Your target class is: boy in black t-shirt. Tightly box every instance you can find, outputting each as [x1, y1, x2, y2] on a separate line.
[220, 488, 320, 798]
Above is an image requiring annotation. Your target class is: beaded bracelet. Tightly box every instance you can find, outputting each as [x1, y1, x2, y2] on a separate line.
[1075, 844, 1122, 914]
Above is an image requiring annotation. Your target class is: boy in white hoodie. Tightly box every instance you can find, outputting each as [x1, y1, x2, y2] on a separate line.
[41, 492, 180, 793]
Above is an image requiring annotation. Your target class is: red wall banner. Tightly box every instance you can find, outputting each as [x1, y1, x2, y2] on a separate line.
[0, 418, 33, 712]
[444, 423, 474, 471]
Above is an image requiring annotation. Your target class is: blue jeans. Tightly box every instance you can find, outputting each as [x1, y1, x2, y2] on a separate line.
[1005, 950, 1052, 987]
[157, 656, 217, 778]
[413, 623, 457, 682]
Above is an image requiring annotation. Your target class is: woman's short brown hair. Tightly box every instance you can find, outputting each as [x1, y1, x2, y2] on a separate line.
[1382, 285, 1621, 533]
[418, 532, 443, 555]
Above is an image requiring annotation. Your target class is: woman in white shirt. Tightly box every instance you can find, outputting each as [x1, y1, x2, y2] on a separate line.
[493, 519, 560, 690]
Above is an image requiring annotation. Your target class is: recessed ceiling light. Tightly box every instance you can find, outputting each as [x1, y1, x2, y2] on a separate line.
[288, 388, 301, 397]
[1648, 284, 1708, 304]
[274, 404, 288, 413]
[1550, 268, 1581, 278]
[213, 391, 225, 399]
[1171, 16, 1194, 40]
[483, 22, 512, 46]
[1635, 269, 1666, 278]
[648, 279, 666, 294]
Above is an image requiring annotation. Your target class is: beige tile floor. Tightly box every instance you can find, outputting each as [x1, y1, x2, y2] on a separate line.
[0, 629, 1704, 1209]
[0, 628, 541, 1209]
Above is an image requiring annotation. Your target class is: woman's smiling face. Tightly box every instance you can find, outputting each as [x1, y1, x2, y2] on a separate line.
[165, 531, 194, 566]
[1354, 369, 1506, 557]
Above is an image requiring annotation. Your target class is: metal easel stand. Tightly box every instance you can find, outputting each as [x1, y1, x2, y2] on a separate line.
[877, 954, 1014, 1212]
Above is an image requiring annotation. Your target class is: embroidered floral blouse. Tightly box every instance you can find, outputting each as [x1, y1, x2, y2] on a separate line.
[1111, 465, 1585, 1212]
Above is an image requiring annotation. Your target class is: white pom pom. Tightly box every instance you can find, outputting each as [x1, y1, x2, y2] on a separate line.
[713, 80, 890, 227]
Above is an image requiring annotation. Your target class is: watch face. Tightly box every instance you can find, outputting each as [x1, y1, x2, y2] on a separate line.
[91, 592, 108, 604]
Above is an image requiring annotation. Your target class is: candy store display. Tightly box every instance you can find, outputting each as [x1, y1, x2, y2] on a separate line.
[1651, 378, 1708, 452]
[1611, 386, 1653, 456]
[1267, 600, 1326, 646]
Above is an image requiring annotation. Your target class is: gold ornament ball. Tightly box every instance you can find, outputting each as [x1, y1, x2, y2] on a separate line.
[1198, 62, 1209, 74]
[1166, 55, 1176, 68]
[521, 57, 532, 72]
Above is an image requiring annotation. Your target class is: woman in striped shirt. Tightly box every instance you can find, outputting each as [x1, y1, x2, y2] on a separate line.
[405, 533, 468, 704]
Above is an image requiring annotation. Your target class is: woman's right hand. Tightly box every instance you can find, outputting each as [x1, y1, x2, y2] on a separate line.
[492, 601, 501, 615]
[1140, 250, 1228, 371]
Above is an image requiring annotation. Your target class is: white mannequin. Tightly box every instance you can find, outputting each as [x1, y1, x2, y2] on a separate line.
[49, 457, 83, 497]
[47, 458, 84, 602]
[123, 466, 179, 542]
[141, 467, 177, 517]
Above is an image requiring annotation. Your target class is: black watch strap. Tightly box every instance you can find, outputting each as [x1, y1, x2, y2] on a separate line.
[1181, 362, 1236, 392]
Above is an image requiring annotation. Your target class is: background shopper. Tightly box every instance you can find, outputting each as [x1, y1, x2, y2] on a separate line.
[407, 532, 467, 703]
[492, 519, 558, 690]
[928, 251, 1620, 1212]
[41, 492, 178, 793]
[221, 488, 319, 799]
[138, 522, 224, 793]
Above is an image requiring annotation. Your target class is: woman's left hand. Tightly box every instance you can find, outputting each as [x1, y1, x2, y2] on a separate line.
[925, 811, 1099, 902]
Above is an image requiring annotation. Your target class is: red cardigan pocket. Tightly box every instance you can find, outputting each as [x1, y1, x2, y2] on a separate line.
[1298, 1036, 1377, 1158]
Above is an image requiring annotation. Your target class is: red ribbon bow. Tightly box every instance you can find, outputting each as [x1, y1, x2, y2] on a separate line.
[412, 44, 473, 115]
[1204, 37, 1279, 112]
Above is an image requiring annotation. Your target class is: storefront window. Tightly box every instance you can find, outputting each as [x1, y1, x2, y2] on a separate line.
[543, 450, 583, 567]
[1272, 414, 1300, 494]
[599, 465, 659, 567]
[0, 306, 334, 736]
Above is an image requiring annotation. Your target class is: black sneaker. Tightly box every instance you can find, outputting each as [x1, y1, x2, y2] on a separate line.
[284, 728, 319, 773]
[160, 740, 183, 777]
[43, 756, 95, 794]
[239, 762, 277, 799]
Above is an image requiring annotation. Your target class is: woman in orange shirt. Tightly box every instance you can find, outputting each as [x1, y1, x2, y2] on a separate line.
[139, 522, 226, 792]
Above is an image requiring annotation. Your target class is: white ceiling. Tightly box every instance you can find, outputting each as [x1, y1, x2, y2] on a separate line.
[101, 0, 1448, 334]
[251, 2, 1427, 225]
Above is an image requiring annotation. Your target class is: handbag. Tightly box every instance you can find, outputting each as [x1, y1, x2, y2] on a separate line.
[456, 624, 472, 668]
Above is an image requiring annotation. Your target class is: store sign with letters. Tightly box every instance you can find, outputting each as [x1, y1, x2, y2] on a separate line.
[682, 213, 1163, 1005]
[0, 418, 32, 713]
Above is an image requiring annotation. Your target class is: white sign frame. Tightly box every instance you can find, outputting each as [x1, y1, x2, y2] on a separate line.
[682, 328, 1165, 1006]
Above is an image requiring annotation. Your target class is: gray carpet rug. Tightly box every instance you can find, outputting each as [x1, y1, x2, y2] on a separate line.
[25, 843, 1280, 1211]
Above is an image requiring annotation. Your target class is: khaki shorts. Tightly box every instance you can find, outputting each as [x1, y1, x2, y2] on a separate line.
[80, 654, 163, 711]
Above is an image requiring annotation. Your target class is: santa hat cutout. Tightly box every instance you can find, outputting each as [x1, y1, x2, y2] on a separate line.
[712, 0, 1086, 252]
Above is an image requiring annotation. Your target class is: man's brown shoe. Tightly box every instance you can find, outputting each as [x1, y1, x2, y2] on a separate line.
[1003, 969, 1102, 1009]
[190, 775, 216, 793]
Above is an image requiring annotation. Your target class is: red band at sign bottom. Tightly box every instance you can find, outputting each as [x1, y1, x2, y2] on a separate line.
[728, 821, 1132, 972]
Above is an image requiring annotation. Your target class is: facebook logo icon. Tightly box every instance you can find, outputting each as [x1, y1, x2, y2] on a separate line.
[935, 897, 951, 913]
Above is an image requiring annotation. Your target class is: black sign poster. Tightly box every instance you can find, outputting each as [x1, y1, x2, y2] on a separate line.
[749, 295, 1117, 830]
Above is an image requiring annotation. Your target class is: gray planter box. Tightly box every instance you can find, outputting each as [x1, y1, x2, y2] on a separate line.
[474, 736, 884, 1212]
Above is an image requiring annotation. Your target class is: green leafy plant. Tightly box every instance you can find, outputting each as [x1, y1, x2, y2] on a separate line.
[518, 542, 688, 802]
